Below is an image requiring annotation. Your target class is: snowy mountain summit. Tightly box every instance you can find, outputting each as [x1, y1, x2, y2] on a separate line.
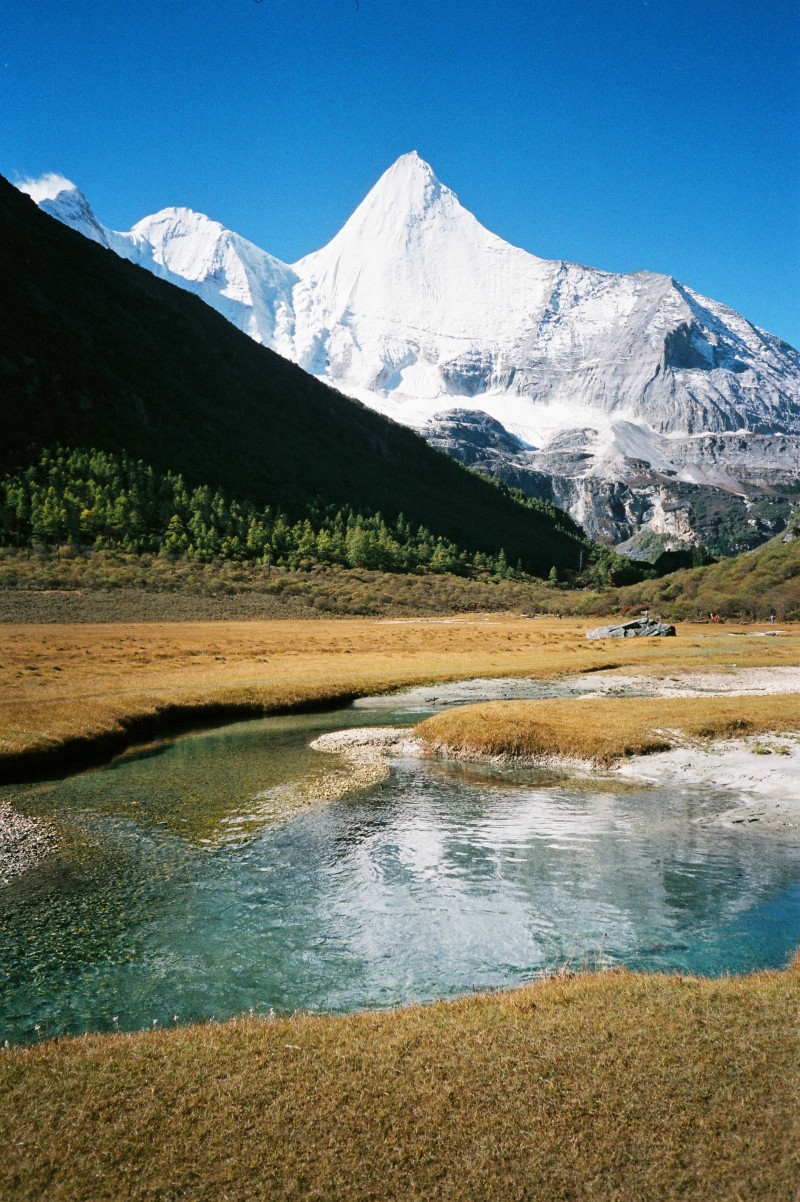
[20, 155, 800, 552]
[292, 152, 556, 407]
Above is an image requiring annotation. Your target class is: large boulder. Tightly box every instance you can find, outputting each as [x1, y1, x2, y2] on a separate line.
[586, 618, 676, 640]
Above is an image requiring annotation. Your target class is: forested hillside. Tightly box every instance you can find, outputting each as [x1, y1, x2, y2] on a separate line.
[0, 176, 585, 577]
[0, 446, 531, 576]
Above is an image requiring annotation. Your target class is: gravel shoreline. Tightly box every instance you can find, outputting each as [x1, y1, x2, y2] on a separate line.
[568, 665, 800, 700]
[0, 801, 54, 885]
[310, 727, 426, 762]
[315, 722, 800, 835]
[316, 667, 800, 835]
[616, 735, 800, 833]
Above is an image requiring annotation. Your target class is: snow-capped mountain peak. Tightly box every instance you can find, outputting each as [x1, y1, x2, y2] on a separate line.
[128, 207, 238, 282]
[290, 152, 554, 390]
[296, 151, 449, 254]
[18, 173, 111, 247]
[120, 207, 298, 349]
[354, 149, 444, 218]
[18, 155, 800, 551]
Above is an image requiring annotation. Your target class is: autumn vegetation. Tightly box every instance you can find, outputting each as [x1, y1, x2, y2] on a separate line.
[0, 615, 617, 777]
[419, 691, 800, 766]
[1, 509, 797, 626]
[2, 613, 799, 778]
[1, 959, 797, 1202]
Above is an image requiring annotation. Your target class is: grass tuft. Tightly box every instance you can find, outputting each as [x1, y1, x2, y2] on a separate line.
[418, 693, 800, 766]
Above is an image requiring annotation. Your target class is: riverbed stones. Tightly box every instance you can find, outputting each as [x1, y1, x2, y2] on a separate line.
[311, 728, 425, 762]
[586, 618, 676, 640]
[0, 802, 54, 884]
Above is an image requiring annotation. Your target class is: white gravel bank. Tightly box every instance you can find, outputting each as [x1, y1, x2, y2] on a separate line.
[0, 802, 54, 885]
[615, 735, 800, 833]
[313, 666, 800, 835]
[310, 727, 426, 762]
[569, 665, 800, 699]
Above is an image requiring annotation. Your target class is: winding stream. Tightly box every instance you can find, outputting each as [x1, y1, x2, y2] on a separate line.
[1, 677, 799, 1044]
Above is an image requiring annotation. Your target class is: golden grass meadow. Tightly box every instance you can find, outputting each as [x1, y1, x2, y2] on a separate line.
[1, 614, 799, 1200]
[418, 691, 800, 766]
[1, 960, 798, 1202]
[3, 615, 800, 776]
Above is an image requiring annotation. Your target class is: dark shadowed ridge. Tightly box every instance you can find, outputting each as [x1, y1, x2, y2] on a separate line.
[0, 176, 584, 573]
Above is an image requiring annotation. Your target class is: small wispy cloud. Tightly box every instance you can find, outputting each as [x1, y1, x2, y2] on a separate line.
[17, 172, 75, 203]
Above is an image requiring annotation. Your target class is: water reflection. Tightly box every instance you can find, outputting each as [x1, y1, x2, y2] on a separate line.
[0, 684, 798, 1043]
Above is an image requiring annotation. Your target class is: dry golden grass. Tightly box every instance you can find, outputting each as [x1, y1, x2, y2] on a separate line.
[2, 617, 799, 775]
[418, 692, 800, 766]
[1, 962, 797, 1202]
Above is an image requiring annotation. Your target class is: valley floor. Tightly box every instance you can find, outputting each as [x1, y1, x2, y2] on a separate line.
[2, 615, 799, 779]
[2, 614, 799, 1200]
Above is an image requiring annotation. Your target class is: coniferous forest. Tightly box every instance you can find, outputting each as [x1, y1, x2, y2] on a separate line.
[0, 446, 558, 578]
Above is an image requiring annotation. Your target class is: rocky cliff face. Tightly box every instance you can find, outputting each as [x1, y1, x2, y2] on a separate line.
[20, 153, 800, 556]
[422, 410, 800, 555]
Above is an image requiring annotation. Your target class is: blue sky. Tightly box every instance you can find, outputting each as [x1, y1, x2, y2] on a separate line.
[3, 0, 799, 345]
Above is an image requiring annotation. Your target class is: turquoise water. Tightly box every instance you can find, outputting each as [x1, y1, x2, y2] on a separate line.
[1, 681, 799, 1044]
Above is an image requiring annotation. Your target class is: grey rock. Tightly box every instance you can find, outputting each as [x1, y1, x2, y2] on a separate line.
[426, 408, 531, 456]
[586, 618, 676, 640]
[422, 408, 800, 555]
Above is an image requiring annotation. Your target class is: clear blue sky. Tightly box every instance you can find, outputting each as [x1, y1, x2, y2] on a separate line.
[3, 0, 799, 345]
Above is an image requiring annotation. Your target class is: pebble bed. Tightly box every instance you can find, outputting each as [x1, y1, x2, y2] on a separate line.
[0, 802, 54, 885]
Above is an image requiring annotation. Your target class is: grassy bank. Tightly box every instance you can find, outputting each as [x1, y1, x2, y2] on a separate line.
[418, 691, 800, 766]
[2, 618, 799, 779]
[2, 529, 800, 623]
[0, 550, 573, 623]
[1, 961, 798, 1201]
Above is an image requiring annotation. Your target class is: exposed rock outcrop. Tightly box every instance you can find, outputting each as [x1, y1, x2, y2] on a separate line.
[586, 618, 676, 640]
[422, 409, 800, 555]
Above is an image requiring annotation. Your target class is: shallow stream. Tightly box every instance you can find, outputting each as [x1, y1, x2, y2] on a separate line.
[2, 676, 799, 1043]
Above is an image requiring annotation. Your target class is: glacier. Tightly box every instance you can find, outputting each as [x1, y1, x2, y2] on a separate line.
[18, 152, 800, 552]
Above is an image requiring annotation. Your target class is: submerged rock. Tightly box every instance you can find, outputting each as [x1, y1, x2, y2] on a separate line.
[586, 618, 676, 640]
